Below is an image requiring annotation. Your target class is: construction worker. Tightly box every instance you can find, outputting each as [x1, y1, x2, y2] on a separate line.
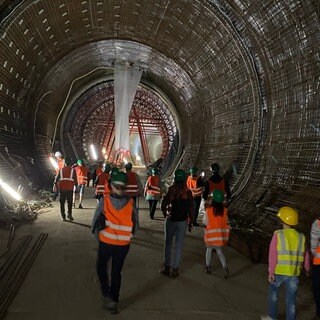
[203, 163, 231, 201]
[160, 169, 193, 277]
[52, 151, 66, 200]
[144, 167, 161, 219]
[73, 159, 89, 209]
[94, 163, 111, 202]
[54, 158, 77, 221]
[261, 207, 310, 320]
[93, 161, 104, 185]
[186, 167, 205, 226]
[104, 167, 119, 195]
[124, 162, 143, 205]
[311, 214, 320, 319]
[91, 171, 137, 314]
[203, 189, 230, 277]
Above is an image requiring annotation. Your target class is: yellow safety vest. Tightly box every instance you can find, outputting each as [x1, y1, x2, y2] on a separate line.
[275, 229, 305, 276]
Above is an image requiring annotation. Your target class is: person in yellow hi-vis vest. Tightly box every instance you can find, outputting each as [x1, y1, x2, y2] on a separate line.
[261, 207, 310, 320]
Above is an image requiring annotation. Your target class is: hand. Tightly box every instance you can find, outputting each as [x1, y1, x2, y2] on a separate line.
[268, 274, 275, 283]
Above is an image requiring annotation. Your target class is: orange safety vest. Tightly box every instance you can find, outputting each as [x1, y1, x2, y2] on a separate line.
[55, 158, 65, 174]
[99, 195, 133, 246]
[75, 166, 88, 185]
[208, 179, 225, 194]
[186, 176, 203, 198]
[313, 219, 320, 265]
[145, 176, 160, 197]
[126, 171, 139, 197]
[96, 172, 110, 195]
[204, 207, 230, 246]
[96, 167, 103, 176]
[58, 166, 75, 191]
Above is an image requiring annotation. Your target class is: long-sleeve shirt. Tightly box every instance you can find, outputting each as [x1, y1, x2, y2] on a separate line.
[91, 194, 137, 241]
[268, 230, 310, 277]
[311, 218, 320, 255]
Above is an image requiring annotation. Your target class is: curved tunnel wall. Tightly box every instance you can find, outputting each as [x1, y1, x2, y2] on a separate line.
[0, 0, 318, 239]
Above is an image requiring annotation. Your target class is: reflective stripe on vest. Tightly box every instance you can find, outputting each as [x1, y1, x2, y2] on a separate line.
[99, 195, 133, 246]
[146, 176, 160, 196]
[59, 167, 75, 190]
[126, 172, 139, 197]
[204, 207, 230, 246]
[186, 176, 203, 197]
[96, 173, 109, 195]
[275, 229, 305, 276]
[313, 220, 320, 265]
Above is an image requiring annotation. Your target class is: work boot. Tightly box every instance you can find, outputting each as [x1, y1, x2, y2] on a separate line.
[78, 204, 83, 209]
[224, 266, 230, 279]
[160, 264, 170, 276]
[171, 268, 179, 278]
[106, 301, 118, 314]
[67, 214, 74, 221]
[60, 215, 66, 221]
[205, 266, 212, 274]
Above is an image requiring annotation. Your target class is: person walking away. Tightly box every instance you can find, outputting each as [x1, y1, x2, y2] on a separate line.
[186, 167, 205, 226]
[261, 206, 310, 320]
[104, 167, 119, 195]
[160, 169, 193, 277]
[203, 163, 231, 201]
[93, 161, 104, 183]
[91, 172, 137, 314]
[124, 162, 143, 205]
[311, 214, 320, 319]
[145, 168, 161, 219]
[73, 159, 89, 209]
[94, 163, 111, 202]
[203, 189, 230, 277]
[52, 151, 66, 200]
[54, 157, 77, 221]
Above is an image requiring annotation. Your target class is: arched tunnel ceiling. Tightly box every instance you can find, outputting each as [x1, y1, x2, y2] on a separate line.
[0, 0, 319, 237]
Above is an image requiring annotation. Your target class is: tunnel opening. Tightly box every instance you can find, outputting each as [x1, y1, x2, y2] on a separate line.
[60, 80, 179, 176]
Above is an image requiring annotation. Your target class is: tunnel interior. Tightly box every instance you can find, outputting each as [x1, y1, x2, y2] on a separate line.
[0, 0, 319, 243]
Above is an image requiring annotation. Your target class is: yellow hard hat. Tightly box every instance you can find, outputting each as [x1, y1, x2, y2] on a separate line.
[277, 206, 298, 226]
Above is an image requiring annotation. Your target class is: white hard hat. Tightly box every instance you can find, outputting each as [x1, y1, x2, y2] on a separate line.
[54, 151, 62, 158]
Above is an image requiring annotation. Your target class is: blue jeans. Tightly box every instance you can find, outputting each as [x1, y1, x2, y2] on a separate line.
[268, 275, 299, 320]
[164, 219, 187, 269]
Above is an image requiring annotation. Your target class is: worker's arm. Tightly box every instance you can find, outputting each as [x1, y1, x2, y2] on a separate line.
[203, 181, 209, 200]
[91, 198, 104, 241]
[54, 171, 61, 184]
[268, 232, 278, 282]
[187, 190, 194, 221]
[132, 205, 138, 234]
[94, 175, 99, 187]
[303, 245, 310, 273]
[136, 173, 143, 196]
[202, 210, 208, 226]
[311, 219, 320, 255]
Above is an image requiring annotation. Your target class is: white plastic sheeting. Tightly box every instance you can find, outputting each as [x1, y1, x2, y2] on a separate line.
[114, 62, 142, 153]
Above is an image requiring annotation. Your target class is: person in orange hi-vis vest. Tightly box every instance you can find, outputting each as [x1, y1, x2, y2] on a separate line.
[94, 162, 111, 202]
[311, 214, 320, 319]
[203, 189, 230, 278]
[91, 171, 137, 315]
[144, 167, 161, 219]
[52, 151, 66, 201]
[93, 161, 104, 186]
[54, 157, 77, 221]
[124, 162, 143, 206]
[73, 159, 89, 209]
[186, 167, 205, 226]
[203, 163, 231, 202]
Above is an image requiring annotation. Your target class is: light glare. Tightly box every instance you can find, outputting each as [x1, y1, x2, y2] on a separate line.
[0, 179, 22, 201]
[49, 157, 59, 170]
[90, 144, 98, 160]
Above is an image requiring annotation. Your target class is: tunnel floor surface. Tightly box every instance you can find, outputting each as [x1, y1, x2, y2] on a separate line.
[0, 188, 315, 320]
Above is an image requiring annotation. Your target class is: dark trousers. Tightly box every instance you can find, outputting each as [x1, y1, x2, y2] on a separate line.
[59, 190, 73, 218]
[193, 197, 201, 224]
[148, 200, 158, 218]
[96, 242, 130, 302]
[312, 264, 320, 316]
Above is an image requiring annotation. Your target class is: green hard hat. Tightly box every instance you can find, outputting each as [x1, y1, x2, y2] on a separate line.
[103, 163, 111, 173]
[77, 159, 84, 165]
[211, 190, 224, 203]
[190, 167, 198, 174]
[111, 171, 128, 186]
[110, 167, 120, 176]
[151, 168, 158, 175]
[174, 169, 186, 182]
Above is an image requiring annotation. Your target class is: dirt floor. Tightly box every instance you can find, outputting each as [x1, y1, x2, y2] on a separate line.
[0, 187, 316, 320]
